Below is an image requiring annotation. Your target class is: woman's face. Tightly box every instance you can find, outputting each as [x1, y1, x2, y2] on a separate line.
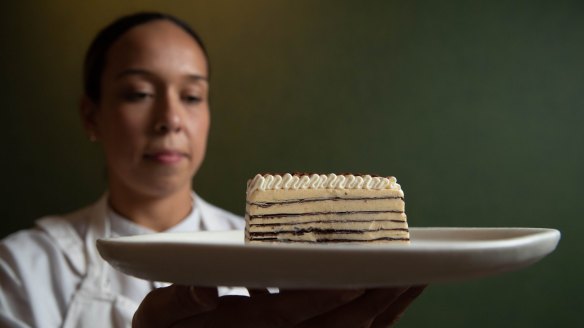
[86, 20, 210, 198]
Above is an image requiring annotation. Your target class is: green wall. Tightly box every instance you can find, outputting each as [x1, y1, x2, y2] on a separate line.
[1, 1, 582, 326]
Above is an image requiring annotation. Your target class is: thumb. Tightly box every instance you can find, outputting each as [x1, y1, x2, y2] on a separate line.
[133, 285, 218, 328]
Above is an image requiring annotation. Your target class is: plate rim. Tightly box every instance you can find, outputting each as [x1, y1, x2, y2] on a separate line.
[97, 226, 561, 251]
[96, 227, 561, 287]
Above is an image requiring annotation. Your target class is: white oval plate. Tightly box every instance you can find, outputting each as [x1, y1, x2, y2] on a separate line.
[97, 227, 560, 288]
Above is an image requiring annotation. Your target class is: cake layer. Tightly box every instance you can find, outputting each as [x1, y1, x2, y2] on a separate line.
[247, 230, 410, 243]
[247, 198, 404, 215]
[247, 188, 404, 203]
[248, 220, 407, 233]
[247, 212, 406, 225]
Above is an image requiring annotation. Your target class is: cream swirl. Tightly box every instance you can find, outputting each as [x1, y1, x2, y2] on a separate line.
[247, 173, 401, 193]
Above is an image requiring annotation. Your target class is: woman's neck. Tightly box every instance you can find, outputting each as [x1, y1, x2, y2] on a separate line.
[107, 184, 193, 232]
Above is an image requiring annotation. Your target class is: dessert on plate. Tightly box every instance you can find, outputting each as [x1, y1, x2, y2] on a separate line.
[245, 173, 409, 244]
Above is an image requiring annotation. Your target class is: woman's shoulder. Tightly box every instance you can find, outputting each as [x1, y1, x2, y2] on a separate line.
[0, 206, 94, 328]
[0, 201, 99, 276]
[1, 224, 58, 261]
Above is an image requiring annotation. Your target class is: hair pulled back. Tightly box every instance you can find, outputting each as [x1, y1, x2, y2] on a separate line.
[83, 12, 209, 104]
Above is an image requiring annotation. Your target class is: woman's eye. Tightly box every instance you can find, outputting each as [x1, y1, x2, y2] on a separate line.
[183, 95, 203, 104]
[123, 91, 152, 102]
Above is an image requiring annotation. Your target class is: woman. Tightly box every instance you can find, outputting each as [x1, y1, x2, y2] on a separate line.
[0, 12, 424, 327]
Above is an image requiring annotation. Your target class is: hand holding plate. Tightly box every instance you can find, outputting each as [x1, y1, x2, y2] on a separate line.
[132, 285, 426, 327]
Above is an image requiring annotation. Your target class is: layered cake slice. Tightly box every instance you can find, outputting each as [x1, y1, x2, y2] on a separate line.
[245, 173, 409, 244]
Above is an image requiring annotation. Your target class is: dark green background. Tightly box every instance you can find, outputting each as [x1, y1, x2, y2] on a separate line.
[1, 1, 582, 326]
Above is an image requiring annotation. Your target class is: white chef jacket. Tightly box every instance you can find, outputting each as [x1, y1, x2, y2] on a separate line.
[0, 193, 244, 328]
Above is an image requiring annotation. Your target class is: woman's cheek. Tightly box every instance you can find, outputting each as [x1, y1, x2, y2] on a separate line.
[187, 109, 209, 138]
[117, 110, 150, 138]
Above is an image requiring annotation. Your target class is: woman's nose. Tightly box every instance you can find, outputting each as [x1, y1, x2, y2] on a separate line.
[154, 94, 182, 134]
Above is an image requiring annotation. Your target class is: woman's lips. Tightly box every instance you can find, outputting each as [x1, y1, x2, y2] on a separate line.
[144, 151, 187, 164]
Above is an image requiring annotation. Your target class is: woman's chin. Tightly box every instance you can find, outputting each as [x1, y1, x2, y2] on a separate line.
[141, 177, 192, 197]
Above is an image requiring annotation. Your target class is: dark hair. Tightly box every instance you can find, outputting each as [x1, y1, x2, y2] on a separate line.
[83, 12, 209, 104]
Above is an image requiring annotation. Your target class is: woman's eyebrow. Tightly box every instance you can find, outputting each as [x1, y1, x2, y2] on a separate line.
[115, 68, 155, 80]
[115, 68, 208, 82]
[185, 74, 208, 83]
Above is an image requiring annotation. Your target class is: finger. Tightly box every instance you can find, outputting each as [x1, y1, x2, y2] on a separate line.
[297, 288, 408, 328]
[132, 285, 218, 328]
[371, 285, 427, 328]
[263, 289, 366, 325]
[173, 289, 366, 328]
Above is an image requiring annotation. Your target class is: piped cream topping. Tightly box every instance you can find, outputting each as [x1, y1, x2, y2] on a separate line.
[247, 173, 401, 194]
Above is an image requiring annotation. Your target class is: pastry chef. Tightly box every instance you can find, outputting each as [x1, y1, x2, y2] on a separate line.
[0, 12, 424, 328]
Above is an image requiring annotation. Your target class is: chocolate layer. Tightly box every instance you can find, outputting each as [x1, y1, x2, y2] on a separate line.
[249, 237, 410, 243]
[250, 219, 407, 227]
[248, 210, 404, 219]
[248, 196, 404, 208]
[250, 228, 409, 237]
